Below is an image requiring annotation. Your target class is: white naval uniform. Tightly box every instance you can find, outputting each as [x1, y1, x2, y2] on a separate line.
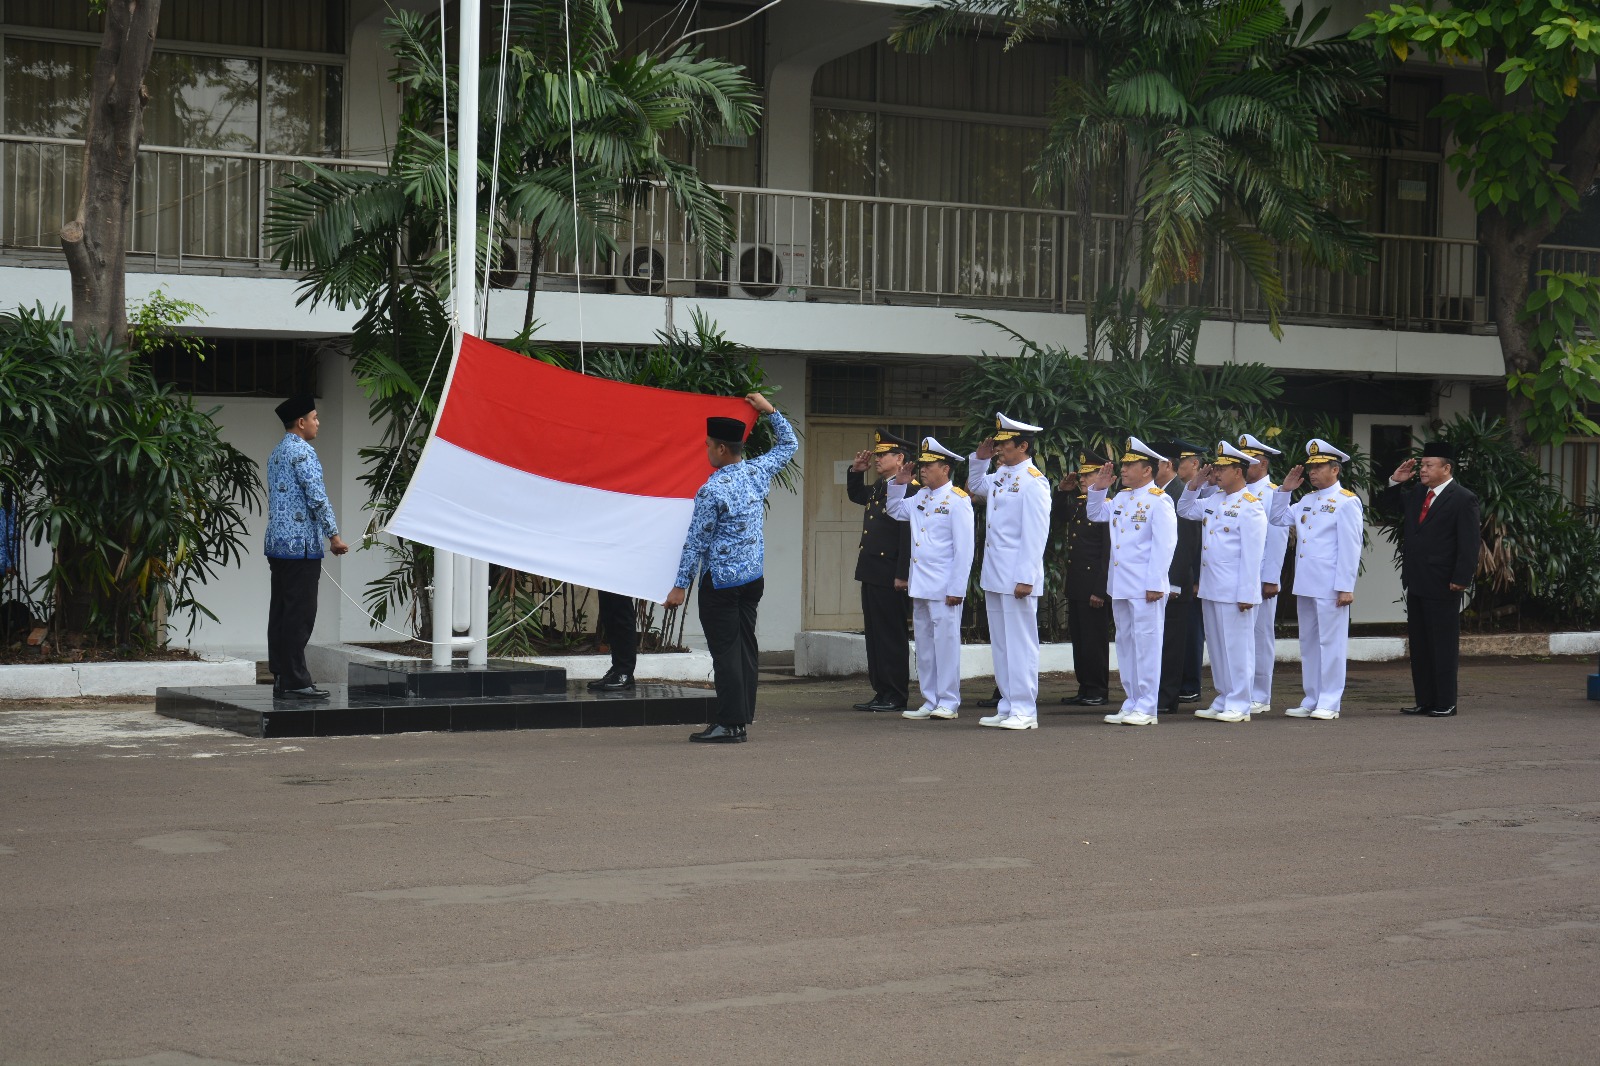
[1271, 481, 1364, 713]
[1248, 473, 1291, 707]
[1086, 482, 1178, 717]
[968, 453, 1052, 721]
[1179, 485, 1268, 715]
[886, 480, 976, 713]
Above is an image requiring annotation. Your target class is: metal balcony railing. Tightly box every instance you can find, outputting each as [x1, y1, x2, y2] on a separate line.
[1, 134, 1591, 333]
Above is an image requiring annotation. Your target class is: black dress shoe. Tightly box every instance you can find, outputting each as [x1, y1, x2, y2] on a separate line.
[1060, 694, 1107, 706]
[1399, 705, 1431, 715]
[1426, 705, 1457, 717]
[852, 695, 883, 710]
[864, 697, 905, 712]
[591, 672, 635, 692]
[274, 686, 329, 701]
[976, 688, 1004, 708]
[1178, 691, 1202, 703]
[689, 723, 747, 743]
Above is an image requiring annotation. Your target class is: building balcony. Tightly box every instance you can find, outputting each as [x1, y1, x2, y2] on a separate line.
[3, 134, 1595, 336]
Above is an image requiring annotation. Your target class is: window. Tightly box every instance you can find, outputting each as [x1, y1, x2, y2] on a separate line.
[1, 1, 348, 258]
[810, 363, 881, 416]
[144, 335, 322, 398]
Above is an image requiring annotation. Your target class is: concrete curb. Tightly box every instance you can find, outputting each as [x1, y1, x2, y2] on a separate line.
[0, 656, 255, 699]
[306, 642, 715, 684]
[792, 629, 1594, 679]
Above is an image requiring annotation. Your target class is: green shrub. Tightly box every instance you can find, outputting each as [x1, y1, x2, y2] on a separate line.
[0, 305, 261, 649]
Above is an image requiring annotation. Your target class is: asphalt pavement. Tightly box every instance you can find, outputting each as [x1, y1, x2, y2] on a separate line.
[1, 656, 1597, 1065]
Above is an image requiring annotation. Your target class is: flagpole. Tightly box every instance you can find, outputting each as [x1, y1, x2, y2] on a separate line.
[434, 0, 489, 668]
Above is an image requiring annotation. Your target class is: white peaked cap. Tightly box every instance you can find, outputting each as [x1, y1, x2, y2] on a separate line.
[1238, 432, 1283, 456]
[1304, 438, 1351, 464]
[1214, 440, 1255, 466]
[1121, 435, 1168, 463]
[918, 436, 964, 462]
[994, 411, 1044, 437]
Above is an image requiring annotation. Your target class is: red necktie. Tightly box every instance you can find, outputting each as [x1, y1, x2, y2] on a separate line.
[1419, 488, 1435, 523]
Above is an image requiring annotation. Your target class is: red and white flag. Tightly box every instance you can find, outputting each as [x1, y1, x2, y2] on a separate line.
[386, 334, 755, 602]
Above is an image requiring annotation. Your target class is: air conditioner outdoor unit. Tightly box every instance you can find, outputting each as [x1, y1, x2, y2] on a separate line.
[726, 242, 808, 301]
[614, 243, 697, 297]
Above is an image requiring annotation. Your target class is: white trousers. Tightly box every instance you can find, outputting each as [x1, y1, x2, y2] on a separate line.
[986, 591, 1040, 720]
[1250, 594, 1277, 705]
[912, 598, 963, 711]
[1112, 596, 1166, 716]
[1203, 598, 1258, 715]
[1295, 595, 1351, 712]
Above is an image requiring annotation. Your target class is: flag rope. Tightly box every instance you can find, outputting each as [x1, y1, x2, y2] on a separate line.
[321, 566, 566, 647]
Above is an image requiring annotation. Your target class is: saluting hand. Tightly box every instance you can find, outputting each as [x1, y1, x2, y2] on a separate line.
[1391, 457, 1417, 483]
[850, 449, 871, 472]
[974, 437, 996, 461]
[1057, 470, 1080, 493]
[1186, 464, 1211, 492]
[1088, 462, 1117, 491]
[1279, 464, 1305, 492]
[894, 463, 916, 485]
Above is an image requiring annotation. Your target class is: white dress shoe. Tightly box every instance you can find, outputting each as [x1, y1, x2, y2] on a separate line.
[994, 716, 1038, 730]
[1309, 707, 1340, 720]
[929, 706, 959, 720]
[1212, 709, 1250, 723]
[1119, 712, 1157, 726]
[902, 706, 934, 720]
[1285, 706, 1313, 718]
[978, 713, 1006, 727]
[1194, 706, 1223, 719]
[1103, 710, 1129, 724]
[1250, 702, 1271, 716]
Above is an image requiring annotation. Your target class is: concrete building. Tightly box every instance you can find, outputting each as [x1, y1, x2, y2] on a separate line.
[2, 0, 1595, 658]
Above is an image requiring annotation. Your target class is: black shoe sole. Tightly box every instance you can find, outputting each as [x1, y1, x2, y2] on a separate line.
[689, 735, 747, 743]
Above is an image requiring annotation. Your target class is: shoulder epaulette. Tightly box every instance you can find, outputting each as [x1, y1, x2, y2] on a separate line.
[953, 486, 970, 498]
[1340, 488, 1357, 497]
[1242, 492, 1260, 503]
[1149, 486, 1164, 495]
[1028, 466, 1043, 477]
[1267, 482, 1278, 491]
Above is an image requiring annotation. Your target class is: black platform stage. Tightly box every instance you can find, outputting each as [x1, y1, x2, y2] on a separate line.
[156, 658, 717, 738]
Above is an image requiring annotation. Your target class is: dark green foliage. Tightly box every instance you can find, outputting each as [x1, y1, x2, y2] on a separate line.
[1369, 415, 1600, 629]
[0, 305, 261, 648]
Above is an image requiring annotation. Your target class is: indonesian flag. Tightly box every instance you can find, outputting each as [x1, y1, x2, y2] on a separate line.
[385, 334, 755, 602]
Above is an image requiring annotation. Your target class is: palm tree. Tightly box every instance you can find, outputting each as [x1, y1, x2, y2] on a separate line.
[261, 0, 761, 633]
[893, 0, 1384, 335]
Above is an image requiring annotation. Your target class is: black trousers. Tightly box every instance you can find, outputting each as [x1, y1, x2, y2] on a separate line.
[596, 590, 638, 674]
[700, 577, 763, 726]
[1407, 593, 1462, 709]
[860, 581, 910, 705]
[267, 557, 321, 690]
[1067, 596, 1110, 699]
[1157, 588, 1195, 715]
[1181, 594, 1205, 693]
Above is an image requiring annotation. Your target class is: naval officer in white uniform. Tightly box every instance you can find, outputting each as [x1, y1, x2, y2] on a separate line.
[1085, 437, 1178, 726]
[1271, 439, 1364, 719]
[1239, 432, 1290, 716]
[887, 437, 975, 721]
[969, 412, 1052, 730]
[1179, 441, 1268, 723]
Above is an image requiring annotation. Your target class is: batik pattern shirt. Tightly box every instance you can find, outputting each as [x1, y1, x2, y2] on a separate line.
[674, 411, 799, 590]
[265, 432, 339, 559]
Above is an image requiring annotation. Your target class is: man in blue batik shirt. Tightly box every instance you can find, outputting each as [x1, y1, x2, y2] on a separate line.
[265, 394, 348, 700]
[665, 392, 798, 744]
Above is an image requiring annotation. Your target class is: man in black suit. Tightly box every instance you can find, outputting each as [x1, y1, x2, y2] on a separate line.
[847, 430, 915, 712]
[1155, 441, 1205, 716]
[1058, 452, 1112, 706]
[1376, 441, 1481, 718]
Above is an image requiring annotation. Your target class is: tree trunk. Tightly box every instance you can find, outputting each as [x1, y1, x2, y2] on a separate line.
[61, 0, 161, 349]
[1482, 212, 1547, 453]
[522, 237, 544, 334]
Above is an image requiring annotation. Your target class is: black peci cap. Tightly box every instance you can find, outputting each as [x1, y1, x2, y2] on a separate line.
[707, 416, 749, 444]
[1422, 440, 1454, 461]
[275, 393, 315, 426]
